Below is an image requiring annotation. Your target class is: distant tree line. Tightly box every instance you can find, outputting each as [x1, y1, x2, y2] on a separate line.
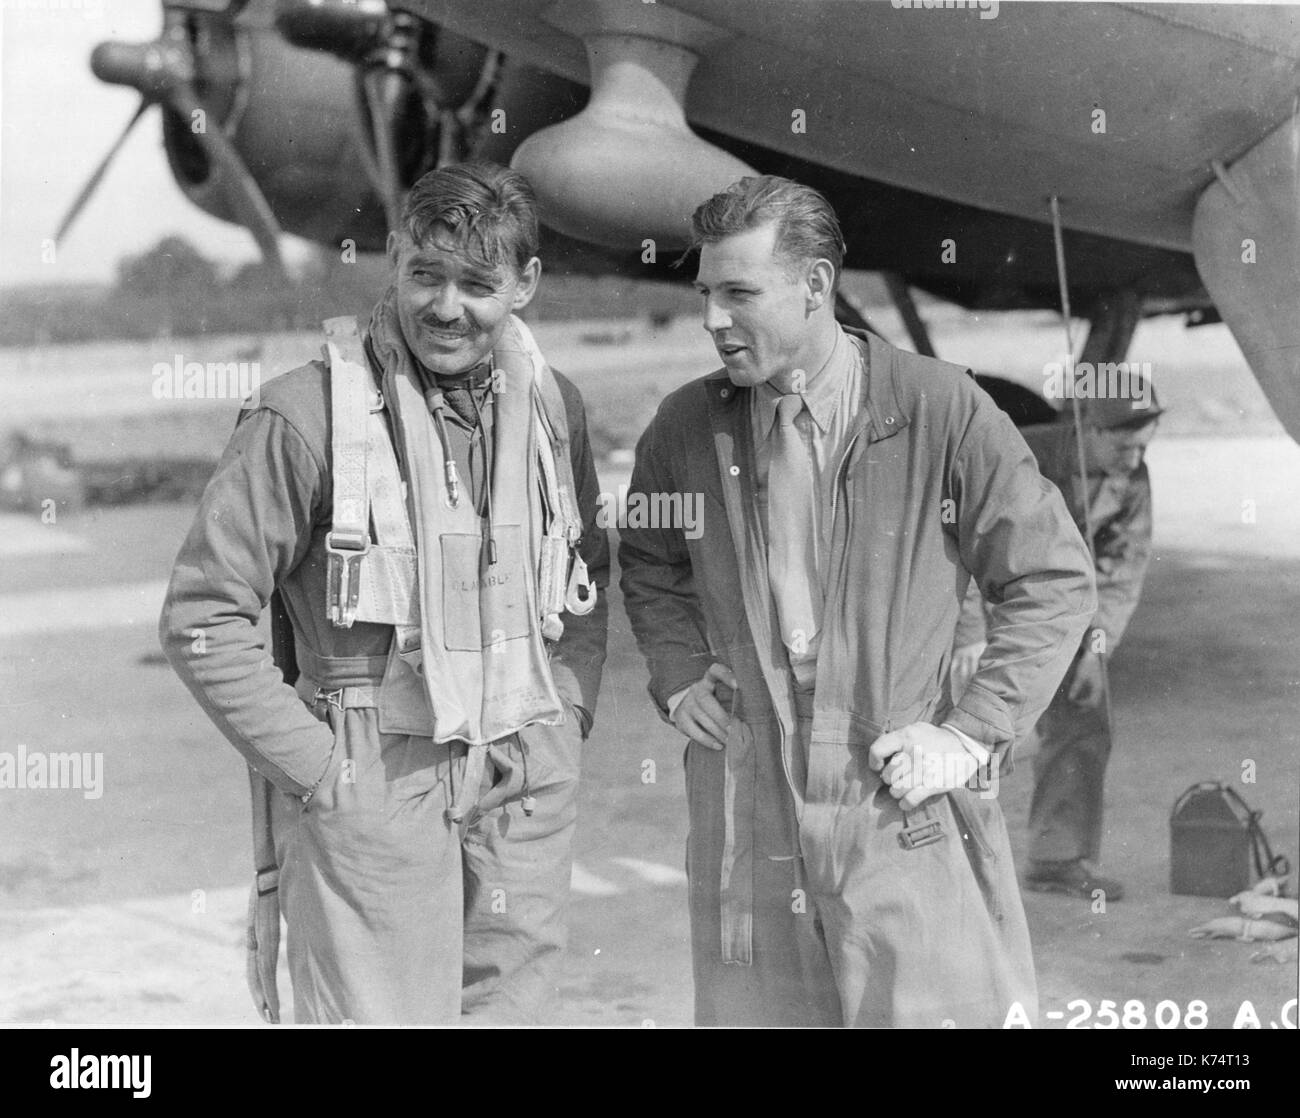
[0, 235, 707, 347]
[0, 236, 391, 347]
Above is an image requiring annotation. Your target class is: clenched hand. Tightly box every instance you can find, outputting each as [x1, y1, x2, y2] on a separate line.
[868, 722, 980, 811]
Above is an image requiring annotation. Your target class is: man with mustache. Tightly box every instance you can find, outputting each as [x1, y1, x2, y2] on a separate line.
[619, 175, 1096, 1026]
[160, 163, 608, 1024]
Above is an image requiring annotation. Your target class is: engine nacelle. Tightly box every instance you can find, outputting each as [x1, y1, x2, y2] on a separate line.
[161, 4, 390, 250]
[510, 0, 755, 252]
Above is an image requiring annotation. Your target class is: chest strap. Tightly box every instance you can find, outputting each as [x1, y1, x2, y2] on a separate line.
[324, 316, 419, 631]
[516, 316, 597, 626]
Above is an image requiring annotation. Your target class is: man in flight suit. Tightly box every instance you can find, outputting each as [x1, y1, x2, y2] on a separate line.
[160, 162, 608, 1024]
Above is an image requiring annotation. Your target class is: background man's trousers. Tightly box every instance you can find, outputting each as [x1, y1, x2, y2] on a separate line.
[270, 689, 583, 1024]
[1026, 651, 1112, 864]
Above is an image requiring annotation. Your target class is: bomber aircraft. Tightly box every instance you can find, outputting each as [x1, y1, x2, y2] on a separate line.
[57, 0, 1300, 439]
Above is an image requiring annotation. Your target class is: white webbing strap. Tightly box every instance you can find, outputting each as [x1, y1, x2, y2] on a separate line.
[324, 316, 420, 632]
[324, 316, 371, 628]
[358, 408, 420, 631]
[367, 411, 412, 549]
[513, 316, 596, 621]
[534, 417, 571, 638]
[364, 407, 422, 661]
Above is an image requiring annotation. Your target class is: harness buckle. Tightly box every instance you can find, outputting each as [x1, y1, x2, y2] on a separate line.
[326, 530, 370, 628]
[255, 865, 280, 897]
[898, 818, 945, 850]
[326, 529, 370, 553]
[313, 687, 345, 713]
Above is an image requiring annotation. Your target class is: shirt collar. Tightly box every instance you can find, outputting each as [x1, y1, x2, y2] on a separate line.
[425, 358, 494, 391]
[754, 327, 854, 439]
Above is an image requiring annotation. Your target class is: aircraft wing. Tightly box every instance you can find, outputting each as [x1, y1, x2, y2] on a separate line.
[417, 0, 1300, 252]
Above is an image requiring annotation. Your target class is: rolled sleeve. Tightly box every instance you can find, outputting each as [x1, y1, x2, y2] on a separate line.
[945, 406, 1097, 755]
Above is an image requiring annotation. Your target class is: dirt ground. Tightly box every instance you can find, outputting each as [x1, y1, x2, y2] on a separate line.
[0, 315, 1296, 1028]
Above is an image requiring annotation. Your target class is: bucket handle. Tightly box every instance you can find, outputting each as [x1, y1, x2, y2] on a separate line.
[1170, 780, 1226, 819]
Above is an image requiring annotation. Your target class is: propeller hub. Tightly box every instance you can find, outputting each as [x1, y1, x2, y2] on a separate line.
[91, 38, 193, 100]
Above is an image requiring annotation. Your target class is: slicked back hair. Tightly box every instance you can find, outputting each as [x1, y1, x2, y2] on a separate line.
[400, 162, 539, 276]
[687, 175, 846, 290]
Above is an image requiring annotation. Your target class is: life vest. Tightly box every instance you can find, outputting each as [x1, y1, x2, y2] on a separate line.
[319, 315, 595, 648]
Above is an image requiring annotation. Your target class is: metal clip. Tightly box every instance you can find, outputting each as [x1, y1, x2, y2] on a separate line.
[313, 687, 345, 713]
[898, 818, 944, 850]
[255, 865, 280, 897]
[564, 553, 597, 616]
[326, 529, 369, 628]
[396, 641, 424, 676]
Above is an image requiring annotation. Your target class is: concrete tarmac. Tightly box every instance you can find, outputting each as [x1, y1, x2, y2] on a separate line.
[1, 315, 1296, 1027]
[0, 436, 1295, 1027]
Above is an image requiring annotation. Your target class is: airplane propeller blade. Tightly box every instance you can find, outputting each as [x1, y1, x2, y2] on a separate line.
[166, 81, 286, 278]
[54, 98, 150, 246]
[362, 66, 409, 233]
[84, 18, 286, 278]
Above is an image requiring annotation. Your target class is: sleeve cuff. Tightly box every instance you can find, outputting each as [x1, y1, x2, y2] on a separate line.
[941, 722, 991, 766]
[666, 687, 690, 720]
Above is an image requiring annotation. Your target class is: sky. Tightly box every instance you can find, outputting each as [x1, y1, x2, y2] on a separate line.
[0, 0, 308, 288]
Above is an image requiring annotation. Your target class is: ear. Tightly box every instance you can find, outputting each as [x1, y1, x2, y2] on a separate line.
[510, 256, 543, 310]
[806, 257, 835, 312]
[386, 230, 402, 272]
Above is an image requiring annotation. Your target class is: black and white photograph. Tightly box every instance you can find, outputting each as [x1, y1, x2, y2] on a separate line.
[1, 0, 1297, 1057]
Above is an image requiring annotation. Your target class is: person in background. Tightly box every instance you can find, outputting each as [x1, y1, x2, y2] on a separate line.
[952, 374, 1162, 902]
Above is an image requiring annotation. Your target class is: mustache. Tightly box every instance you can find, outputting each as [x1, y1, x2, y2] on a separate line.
[420, 315, 474, 332]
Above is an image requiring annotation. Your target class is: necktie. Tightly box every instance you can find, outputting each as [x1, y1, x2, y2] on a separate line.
[767, 393, 822, 679]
